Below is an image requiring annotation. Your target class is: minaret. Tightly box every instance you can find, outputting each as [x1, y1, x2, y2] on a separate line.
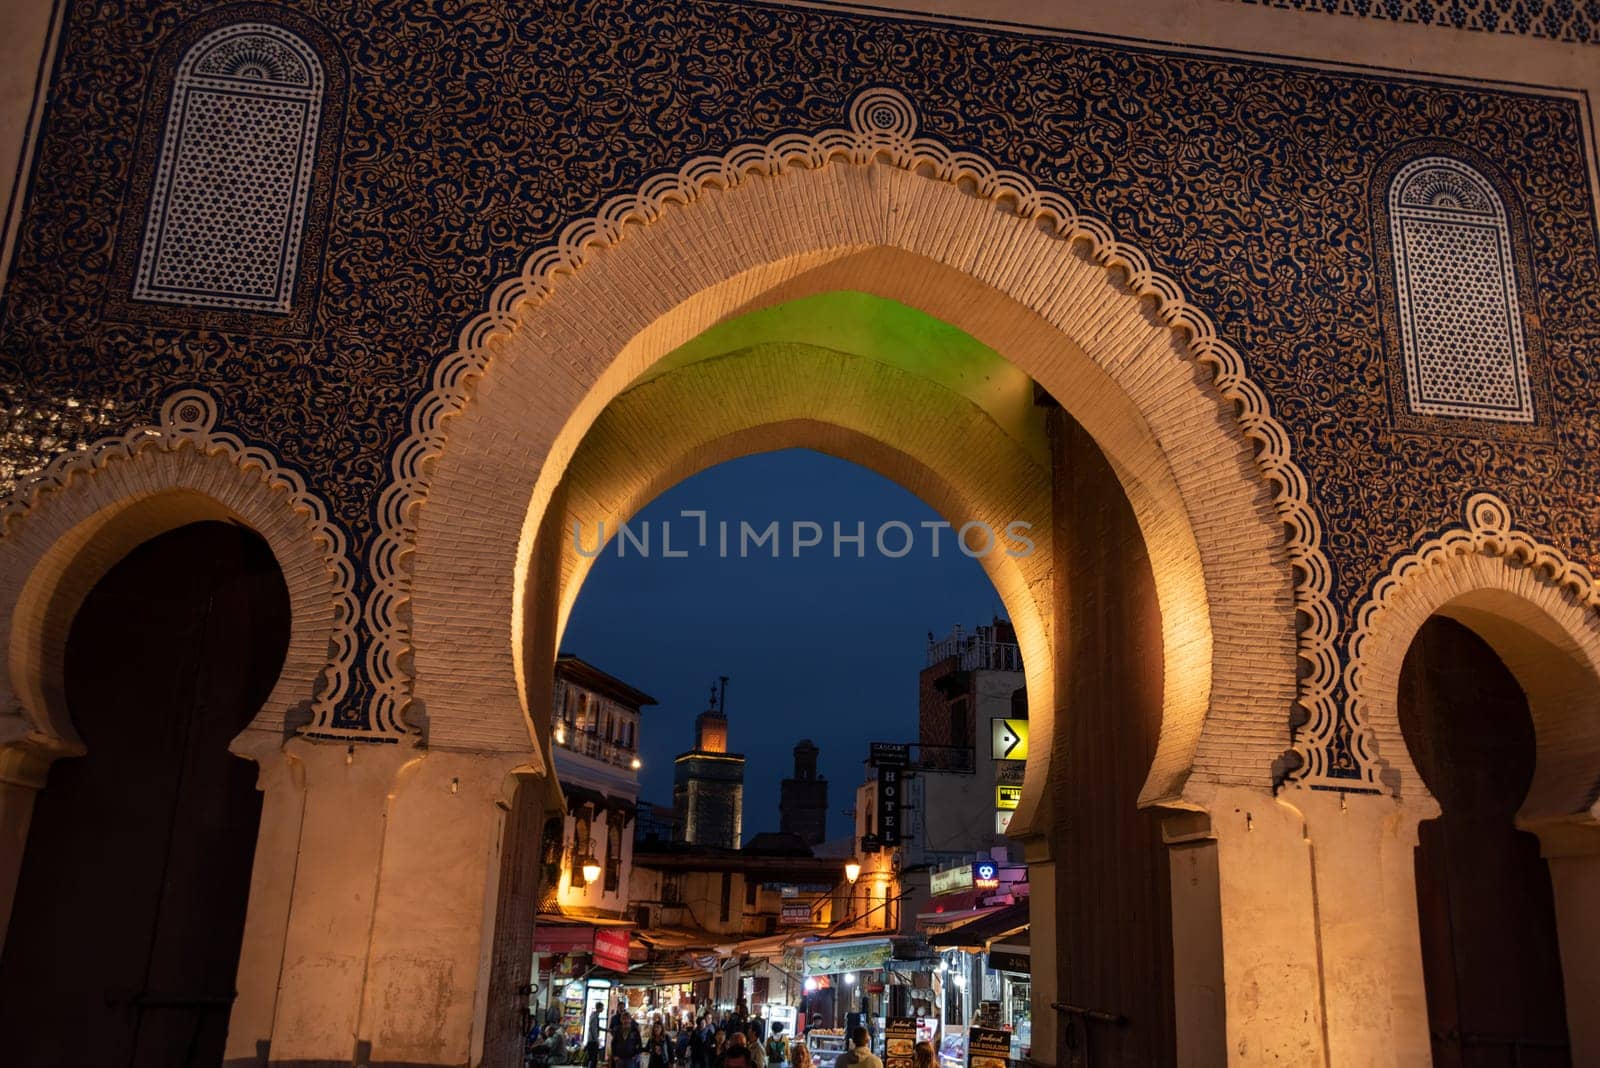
[672, 677, 746, 848]
[779, 739, 828, 847]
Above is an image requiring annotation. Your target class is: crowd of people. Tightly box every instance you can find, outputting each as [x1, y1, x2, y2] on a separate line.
[527, 1002, 809, 1068]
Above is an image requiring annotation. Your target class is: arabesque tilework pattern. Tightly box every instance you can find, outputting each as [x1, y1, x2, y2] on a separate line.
[1, 1, 1598, 768]
[1239, 0, 1600, 45]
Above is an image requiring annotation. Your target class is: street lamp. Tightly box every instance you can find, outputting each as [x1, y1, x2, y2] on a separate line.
[581, 855, 603, 884]
[844, 860, 861, 885]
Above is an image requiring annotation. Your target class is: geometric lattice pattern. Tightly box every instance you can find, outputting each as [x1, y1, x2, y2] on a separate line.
[1387, 157, 1533, 423]
[134, 24, 323, 313]
[1240, 0, 1600, 46]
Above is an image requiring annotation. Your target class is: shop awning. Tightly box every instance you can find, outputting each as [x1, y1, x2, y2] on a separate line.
[618, 959, 714, 986]
[925, 901, 1028, 949]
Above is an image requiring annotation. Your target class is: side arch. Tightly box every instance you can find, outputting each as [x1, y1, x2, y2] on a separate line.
[391, 89, 1314, 823]
[1347, 492, 1600, 825]
[0, 390, 358, 763]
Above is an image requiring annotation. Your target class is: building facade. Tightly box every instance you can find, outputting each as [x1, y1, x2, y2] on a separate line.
[541, 655, 653, 916]
[2, 2, 1600, 1065]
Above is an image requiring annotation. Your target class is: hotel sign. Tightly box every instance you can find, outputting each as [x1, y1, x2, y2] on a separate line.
[872, 742, 908, 846]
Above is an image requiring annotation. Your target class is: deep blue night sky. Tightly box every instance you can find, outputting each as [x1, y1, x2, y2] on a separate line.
[563, 448, 1005, 843]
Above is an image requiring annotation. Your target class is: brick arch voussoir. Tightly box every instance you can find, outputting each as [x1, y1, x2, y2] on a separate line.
[1346, 492, 1600, 824]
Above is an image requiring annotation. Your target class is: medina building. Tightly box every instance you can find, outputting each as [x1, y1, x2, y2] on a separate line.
[1, 2, 1599, 1066]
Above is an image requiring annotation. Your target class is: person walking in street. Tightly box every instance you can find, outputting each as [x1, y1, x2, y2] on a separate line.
[688, 1018, 709, 1068]
[911, 1042, 934, 1068]
[613, 1015, 645, 1068]
[586, 1007, 605, 1068]
[789, 1040, 813, 1068]
[764, 1023, 789, 1068]
[835, 1028, 882, 1068]
[647, 1021, 675, 1068]
[746, 1026, 767, 1068]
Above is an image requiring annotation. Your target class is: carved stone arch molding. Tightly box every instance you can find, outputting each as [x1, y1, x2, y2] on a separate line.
[378, 87, 1341, 803]
[0, 389, 359, 775]
[1346, 492, 1600, 825]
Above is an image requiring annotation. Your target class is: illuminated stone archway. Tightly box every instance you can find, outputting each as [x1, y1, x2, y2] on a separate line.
[381, 90, 1318, 1064]
[394, 133, 1308, 828]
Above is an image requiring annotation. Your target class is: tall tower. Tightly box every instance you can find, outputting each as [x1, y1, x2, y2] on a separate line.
[779, 739, 829, 847]
[673, 679, 745, 848]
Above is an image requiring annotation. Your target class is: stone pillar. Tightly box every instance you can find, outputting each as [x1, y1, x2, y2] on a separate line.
[1291, 788, 1432, 1068]
[357, 748, 530, 1066]
[222, 728, 311, 1067]
[1538, 821, 1600, 1067]
[0, 732, 71, 957]
[1162, 812, 1226, 1067]
[265, 737, 416, 1064]
[1017, 835, 1057, 1066]
[1189, 784, 1328, 1066]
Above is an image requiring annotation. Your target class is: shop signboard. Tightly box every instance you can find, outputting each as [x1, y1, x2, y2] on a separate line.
[870, 742, 910, 767]
[593, 928, 632, 971]
[990, 719, 1028, 761]
[973, 861, 1000, 890]
[994, 810, 1013, 834]
[803, 938, 892, 977]
[966, 1026, 1011, 1068]
[885, 1016, 917, 1068]
[931, 865, 973, 896]
[994, 785, 1021, 811]
[781, 901, 814, 926]
[987, 947, 1029, 974]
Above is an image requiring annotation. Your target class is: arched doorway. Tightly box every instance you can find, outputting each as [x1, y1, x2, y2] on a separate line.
[529, 298, 1178, 1063]
[1400, 615, 1570, 1066]
[0, 520, 289, 1066]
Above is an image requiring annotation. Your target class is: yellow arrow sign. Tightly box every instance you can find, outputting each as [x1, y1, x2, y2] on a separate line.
[991, 718, 1028, 761]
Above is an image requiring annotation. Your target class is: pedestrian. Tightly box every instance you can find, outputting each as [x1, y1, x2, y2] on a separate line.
[912, 1042, 934, 1068]
[549, 1024, 568, 1064]
[613, 1015, 645, 1068]
[718, 1038, 754, 1068]
[746, 1027, 767, 1068]
[790, 1040, 814, 1068]
[835, 1028, 882, 1068]
[647, 1021, 674, 1068]
[764, 1023, 789, 1068]
[689, 1018, 708, 1068]
[586, 1007, 605, 1068]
